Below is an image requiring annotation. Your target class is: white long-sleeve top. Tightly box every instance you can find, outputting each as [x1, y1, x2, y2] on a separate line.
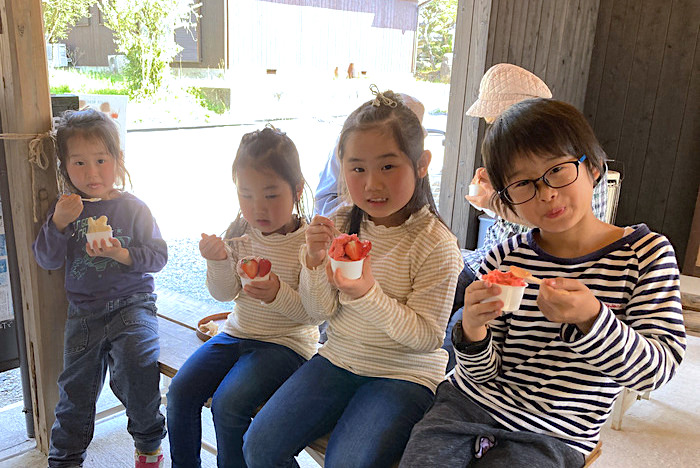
[299, 205, 463, 392]
[207, 220, 321, 360]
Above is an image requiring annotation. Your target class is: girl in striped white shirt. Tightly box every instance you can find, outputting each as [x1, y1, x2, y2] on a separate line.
[166, 127, 321, 468]
[243, 89, 463, 467]
[401, 98, 686, 468]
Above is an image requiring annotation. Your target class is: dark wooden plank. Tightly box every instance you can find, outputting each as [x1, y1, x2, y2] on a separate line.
[543, 0, 569, 97]
[440, 0, 477, 227]
[635, 0, 697, 237]
[491, 0, 513, 64]
[520, 0, 544, 71]
[557, 0, 582, 105]
[507, 0, 528, 64]
[449, 0, 493, 247]
[610, 0, 672, 227]
[573, 0, 600, 111]
[660, 0, 700, 264]
[583, 0, 615, 126]
[485, 0, 499, 67]
[533, 0, 556, 88]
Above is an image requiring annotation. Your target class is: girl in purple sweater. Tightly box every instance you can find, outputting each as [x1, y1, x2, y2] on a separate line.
[33, 109, 167, 468]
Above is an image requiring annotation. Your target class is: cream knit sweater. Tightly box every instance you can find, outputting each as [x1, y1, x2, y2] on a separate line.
[207, 220, 320, 360]
[300, 206, 463, 391]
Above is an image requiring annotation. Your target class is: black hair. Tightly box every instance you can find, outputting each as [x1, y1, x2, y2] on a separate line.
[55, 108, 130, 194]
[482, 98, 607, 214]
[337, 89, 442, 234]
[225, 126, 311, 237]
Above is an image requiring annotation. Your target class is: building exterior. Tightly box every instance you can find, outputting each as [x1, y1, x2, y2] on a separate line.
[63, 0, 419, 74]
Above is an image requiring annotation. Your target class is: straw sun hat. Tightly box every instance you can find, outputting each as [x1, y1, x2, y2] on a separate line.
[466, 63, 552, 120]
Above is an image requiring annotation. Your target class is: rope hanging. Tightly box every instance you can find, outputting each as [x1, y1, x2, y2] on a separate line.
[0, 132, 54, 222]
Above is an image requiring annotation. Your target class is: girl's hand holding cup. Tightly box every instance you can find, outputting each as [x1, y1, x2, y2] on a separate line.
[537, 278, 601, 334]
[199, 233, 228, 261]
[326, 255, 375, 300]
[243, 271, 281, 304]
[305, 215, 336, 268]
[53, 194, 83, 232]
[86, 237, 132, 265]
[461, 280, 503, 342]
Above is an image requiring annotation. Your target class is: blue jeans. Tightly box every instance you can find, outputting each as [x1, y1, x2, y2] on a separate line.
[48, 293, 165, 468]
[243, 355, 435, 468]
[166, 333, 305, 468]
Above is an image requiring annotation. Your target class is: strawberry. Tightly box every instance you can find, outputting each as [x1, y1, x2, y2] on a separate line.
[257, 258, 272, 277]
[240, 258, 258, 279]
[344, 240, 363, 261]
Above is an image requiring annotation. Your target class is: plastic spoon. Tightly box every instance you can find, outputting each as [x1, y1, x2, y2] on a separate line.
[81, 197, 102, 202]
[509, 265, 543, 284]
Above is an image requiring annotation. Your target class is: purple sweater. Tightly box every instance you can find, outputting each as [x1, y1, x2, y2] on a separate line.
[32, 193, 167, 309]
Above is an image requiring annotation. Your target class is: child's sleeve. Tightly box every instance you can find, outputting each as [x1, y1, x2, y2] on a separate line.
[342, 238, 463, 353]
[454, 245, 510, 382]
[266, 275, 323, 325]
[128, 204, 167, 273]
[298, 244, 339, 321]
[32, 204, 70, 270]
[560, 235, 686, 392]
[206, 257, 240, 302]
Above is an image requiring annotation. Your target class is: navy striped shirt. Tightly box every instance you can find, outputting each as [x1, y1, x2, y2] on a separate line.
[451, 224, 686, 455]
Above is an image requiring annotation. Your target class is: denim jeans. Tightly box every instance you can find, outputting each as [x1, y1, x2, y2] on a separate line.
[243, 355, 435, 468]
[48, 293, 166, 468]
[166, 333, 305, 468]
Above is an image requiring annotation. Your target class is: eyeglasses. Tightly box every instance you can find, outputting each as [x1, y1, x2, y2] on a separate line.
[499, 155, 587, 205]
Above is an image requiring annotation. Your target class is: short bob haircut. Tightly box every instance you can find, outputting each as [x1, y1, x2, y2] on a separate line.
[481, 98, 607, 213]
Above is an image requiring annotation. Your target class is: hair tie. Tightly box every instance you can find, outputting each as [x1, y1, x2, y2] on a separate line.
[370, 84, 397, 108]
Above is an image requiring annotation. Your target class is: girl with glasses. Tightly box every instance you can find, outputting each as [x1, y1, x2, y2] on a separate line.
[400, 98, 685, 468]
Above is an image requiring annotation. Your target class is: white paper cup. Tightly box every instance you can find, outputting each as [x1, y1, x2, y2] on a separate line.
[483, 284, 526, 311]
[468, 183, 482, 197]
[86, 229, 113, 248]
[330, 258, 364, 280]
[240, 273, 270, 288]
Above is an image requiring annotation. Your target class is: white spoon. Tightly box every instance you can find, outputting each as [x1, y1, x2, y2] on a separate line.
[81, 197, 102, 202]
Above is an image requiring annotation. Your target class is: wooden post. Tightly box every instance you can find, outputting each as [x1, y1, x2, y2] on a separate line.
[0, 0, 67, 453]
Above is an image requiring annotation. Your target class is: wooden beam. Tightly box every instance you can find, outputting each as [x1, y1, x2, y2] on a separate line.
[0, 0, 67, 453]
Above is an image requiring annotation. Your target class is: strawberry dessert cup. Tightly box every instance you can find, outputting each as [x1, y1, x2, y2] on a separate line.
[481, 270, 527, 311]
[328, 234, 372, 280]
[237, 256, 272, 288]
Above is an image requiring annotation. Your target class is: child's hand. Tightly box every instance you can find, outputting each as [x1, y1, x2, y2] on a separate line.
[461, 280, 503, 342]
[306, 215, 336, 268]
[86, 237, 132, 266]
[53, 194, 83, 232]
[199, 233, 227, 261]
[325, 255, 375, 300]
[243, 272, 281, 304]
[537, 278, 601, 333]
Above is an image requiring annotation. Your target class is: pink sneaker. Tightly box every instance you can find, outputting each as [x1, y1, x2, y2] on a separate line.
[135, 448, 164, 468]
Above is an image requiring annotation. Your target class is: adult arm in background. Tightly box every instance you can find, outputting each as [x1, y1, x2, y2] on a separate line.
[314, 139, 346, 217]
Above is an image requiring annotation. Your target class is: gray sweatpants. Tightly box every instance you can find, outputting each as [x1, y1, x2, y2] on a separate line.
[399, 381, 585, 468]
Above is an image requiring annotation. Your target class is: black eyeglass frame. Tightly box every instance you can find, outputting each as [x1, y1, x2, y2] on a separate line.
[498, 155, 588, 205]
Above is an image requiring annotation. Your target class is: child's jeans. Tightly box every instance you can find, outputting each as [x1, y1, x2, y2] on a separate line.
[166, 333, 306, 468]
[399, 381, 586, 468]
[243, 354, 435, 468]
[48, 293, 166, 468]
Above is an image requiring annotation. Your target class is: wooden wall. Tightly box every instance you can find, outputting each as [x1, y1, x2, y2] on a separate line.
[584, 0, 700, 266]
[441, 0, 600, 248]
[63, 4, 117, 67]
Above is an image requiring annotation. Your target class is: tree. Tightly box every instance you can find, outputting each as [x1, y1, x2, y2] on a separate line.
[415, 0, 457, 82]
[42, 0, 97, 44]
[98, 0, 197, 98]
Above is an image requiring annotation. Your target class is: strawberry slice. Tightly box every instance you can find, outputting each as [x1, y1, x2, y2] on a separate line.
[240, 258, 258, 279]
[345, 240, 363, 261]
[257, 258, 272, 277]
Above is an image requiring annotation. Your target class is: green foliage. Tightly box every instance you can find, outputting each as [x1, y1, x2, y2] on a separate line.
[415, 0, 457, 83]
[42, 0, 97, 43]
[49, 69, 128, 95]
[187, 87, 228, 115]
[98, 0, 198, 98]
[50, 84, 71, 94]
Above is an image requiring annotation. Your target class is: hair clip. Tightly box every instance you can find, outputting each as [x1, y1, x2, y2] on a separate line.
[370, 84, 397, 108]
